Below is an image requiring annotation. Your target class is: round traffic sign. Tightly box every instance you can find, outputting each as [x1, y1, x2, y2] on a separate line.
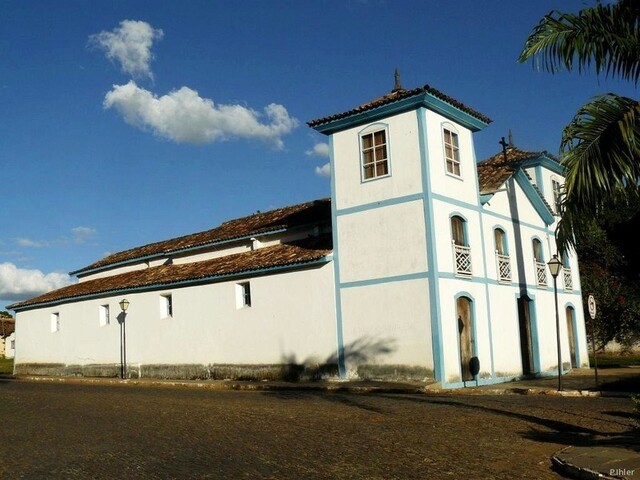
[588, 295, 596, 319]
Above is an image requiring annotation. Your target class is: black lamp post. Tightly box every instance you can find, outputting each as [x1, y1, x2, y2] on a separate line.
[547, 255, 563, 391]
[118, 298, 129, 379]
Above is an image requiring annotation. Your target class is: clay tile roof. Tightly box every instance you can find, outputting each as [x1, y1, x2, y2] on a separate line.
[73, 198, 331, 275]
[307, 84, 492, 128]
[477, 147, 554, 195]
[0, 317, 15, 336]
[9, 236, 332, 311]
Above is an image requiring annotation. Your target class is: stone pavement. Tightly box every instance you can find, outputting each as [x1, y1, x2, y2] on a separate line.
[9, 366, 640, 480]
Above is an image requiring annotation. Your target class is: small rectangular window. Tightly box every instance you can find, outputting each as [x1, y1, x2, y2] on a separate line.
[361, 129, 389, 180]
[99, 304, 110, 327]
[444, 129, 461, 176]
[51, 312, 60, 333]
[160, 294, 173, 318]
[236, 282, 251, 308]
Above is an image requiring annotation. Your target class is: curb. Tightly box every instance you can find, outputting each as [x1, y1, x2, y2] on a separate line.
[8, 375, 637, 397]
[551, 447, 617, 480]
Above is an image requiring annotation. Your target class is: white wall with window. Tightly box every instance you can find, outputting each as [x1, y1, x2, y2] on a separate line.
[99, 304, 110, 327]
[330, 112, 423, 211]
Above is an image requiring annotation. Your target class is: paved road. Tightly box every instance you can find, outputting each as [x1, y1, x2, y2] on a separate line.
[0, 379, 635, 479]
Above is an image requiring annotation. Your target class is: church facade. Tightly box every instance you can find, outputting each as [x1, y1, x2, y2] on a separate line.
[9, 81, 589, 388]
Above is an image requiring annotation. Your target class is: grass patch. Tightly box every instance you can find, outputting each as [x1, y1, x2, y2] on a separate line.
[0, 357, 14, 374]
[589, 353, 640, 368]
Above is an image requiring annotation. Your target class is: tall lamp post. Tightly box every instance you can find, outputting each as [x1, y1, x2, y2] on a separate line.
[547, 255, 563, 391]
[118, 298, 129, 379]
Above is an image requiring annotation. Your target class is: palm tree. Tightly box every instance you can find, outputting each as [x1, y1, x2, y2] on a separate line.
[519, 0, 640, 251]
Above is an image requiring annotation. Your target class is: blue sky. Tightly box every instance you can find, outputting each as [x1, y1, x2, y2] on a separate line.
[1, 0, 637, 312]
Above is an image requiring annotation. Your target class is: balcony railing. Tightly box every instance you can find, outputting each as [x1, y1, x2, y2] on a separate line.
[535, 260, 548, 286]
[496, 253, 511, 283]
[563, 268, 573, 290]
[453, 243, 472, 276]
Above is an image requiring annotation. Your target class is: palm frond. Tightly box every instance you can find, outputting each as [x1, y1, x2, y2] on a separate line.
[555, 94, 640, 251]
[561, 94, 640, 209]
[519, 1, 640, 84]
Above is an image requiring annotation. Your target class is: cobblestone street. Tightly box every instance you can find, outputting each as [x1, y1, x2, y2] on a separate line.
[0, 379, 635, 479]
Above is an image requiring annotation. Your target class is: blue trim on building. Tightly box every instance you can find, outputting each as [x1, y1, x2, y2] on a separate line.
[417, 107, 445, 383]
[514, 170, 555, 225]
[521, 155, 565, 176]
[564, 301, 581, 368]
[534, 165, 544, 195]
[328, 136, 347, 377]
[431, 192, 555, 235]
[340, 271, 429, 289]
[335, 193, 423, 217]
[528, 293, 542, 373]
[312, 92, 490, 135]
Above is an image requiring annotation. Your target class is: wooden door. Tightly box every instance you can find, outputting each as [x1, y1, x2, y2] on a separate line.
[566, 307, 577, 368]
[457, 297, 474, 381]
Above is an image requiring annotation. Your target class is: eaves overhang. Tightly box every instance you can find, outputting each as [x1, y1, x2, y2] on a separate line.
[514, 169, 556, 226]
[11, 255, 333, 313]
[69, 228, 289, 277]
[309, 91, 491, 135]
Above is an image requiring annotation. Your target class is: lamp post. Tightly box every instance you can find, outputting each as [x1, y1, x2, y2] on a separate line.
[118, 298, 129, 379]
[547, 255, 563, 391]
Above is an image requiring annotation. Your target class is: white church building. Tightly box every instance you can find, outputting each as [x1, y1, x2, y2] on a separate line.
[8, 80, 589, 388]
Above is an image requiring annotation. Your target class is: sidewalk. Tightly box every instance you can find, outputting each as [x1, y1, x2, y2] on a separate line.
[8, 366, 640, 480]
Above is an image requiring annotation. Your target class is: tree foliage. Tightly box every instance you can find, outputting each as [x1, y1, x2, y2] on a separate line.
[519, 0, 640, 252]
[520, 1, 640, 348]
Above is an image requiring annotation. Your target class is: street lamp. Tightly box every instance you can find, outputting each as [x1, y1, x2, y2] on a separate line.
[547, 255, 563, 391]
[118, 299, 129, 379]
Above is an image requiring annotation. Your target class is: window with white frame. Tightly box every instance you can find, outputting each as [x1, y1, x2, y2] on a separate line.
[494, 228, 511, 282]
[160, 294, 173, 318]
[99, 304, 110, 327]
[236, 282, 252, 308]
[532, 238, 547, 286]
[443, 128, 461, 176]
[562, 253, 573, 290]
[361, 128, 389, 180]
[51, 312, 60, 333]
[451, 215, 472, 276]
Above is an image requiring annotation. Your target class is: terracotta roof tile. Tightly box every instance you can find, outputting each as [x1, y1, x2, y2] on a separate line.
[477, 147, 555, 194]
[10, 236, 332, 310]
[73, 198, 331, 275]
[307, 84, 491, 128]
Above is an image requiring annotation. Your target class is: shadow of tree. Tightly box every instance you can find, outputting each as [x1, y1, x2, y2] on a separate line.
[279, 336, 396, 382]
[373, 394, 640, 452]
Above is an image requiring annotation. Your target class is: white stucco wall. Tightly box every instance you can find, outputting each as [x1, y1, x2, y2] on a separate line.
[14, 262, 337, 367]
[331, 111, 423, 211]
[339, 278, 433, 373]
[336, 199, 428, 283]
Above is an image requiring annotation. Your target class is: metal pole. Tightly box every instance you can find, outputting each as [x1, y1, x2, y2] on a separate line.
[122, 313, 127, 379]
[553, 276, 562, 391]
[591, 322, 599, 388]
[119, 320, 124, 379]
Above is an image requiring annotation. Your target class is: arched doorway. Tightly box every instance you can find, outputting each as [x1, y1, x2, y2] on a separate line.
[565, 306, 577, 368]
[456, 296, 474, 382]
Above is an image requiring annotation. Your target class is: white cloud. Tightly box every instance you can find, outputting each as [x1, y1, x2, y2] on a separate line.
[104, 81, 299, 148]
[16, 238, 48, 248]
[89, 20, 163, 79]
[315, 162, 331, 178]
[71, 227, 97, 244]
[306, 142, 330, 157]
[0, 263, 75, 302]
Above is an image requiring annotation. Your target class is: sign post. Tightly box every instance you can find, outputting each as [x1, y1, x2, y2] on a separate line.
[587, 294, 599, 388]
